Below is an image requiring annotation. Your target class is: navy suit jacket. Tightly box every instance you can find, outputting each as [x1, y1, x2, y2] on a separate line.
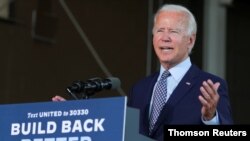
[127, 65, 233, 141]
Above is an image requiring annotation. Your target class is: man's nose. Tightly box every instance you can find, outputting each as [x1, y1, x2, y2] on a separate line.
[161, 33, 171, 42]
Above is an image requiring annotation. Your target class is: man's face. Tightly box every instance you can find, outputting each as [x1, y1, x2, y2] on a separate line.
[153, 11, 195, 69]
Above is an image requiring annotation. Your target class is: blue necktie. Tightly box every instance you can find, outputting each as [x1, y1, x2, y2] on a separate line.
[149, 70, 170, 134]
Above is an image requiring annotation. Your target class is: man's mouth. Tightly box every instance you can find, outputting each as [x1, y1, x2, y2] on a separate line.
[160, 46, 173, 51]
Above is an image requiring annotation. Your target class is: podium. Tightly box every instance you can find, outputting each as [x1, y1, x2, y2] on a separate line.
[0, 96, 154, 141]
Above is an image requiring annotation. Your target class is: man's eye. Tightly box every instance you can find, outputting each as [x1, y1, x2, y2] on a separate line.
[171, 30, 179, 33]
[157, 30, 164, 32]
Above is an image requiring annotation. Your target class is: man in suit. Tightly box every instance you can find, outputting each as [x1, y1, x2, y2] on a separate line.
[127, 4, 233, 141]
[52, 4, 233, 141]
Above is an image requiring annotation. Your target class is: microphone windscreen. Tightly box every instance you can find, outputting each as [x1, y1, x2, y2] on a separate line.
[108, 77, 121, 89]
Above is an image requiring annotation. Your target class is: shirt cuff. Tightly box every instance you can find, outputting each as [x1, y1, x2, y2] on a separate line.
[202, 110, 220, 125]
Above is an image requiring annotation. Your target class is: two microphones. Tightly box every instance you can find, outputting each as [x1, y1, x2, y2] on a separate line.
[66, 77, 121, 99]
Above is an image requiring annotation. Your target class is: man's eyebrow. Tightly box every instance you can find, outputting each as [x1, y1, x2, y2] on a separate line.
[156, 27, 165, 30]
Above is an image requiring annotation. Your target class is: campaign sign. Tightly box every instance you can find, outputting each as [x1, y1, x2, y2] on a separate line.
[0, 96, 127, 141]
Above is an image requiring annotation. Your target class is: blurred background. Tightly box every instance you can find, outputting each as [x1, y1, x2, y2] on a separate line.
[0, 0, 249, 124]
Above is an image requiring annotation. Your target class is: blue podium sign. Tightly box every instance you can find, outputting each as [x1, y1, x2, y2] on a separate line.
[0, 96, 127, 141]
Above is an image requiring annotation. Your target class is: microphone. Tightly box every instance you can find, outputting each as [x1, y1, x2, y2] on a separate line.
[66, 77, 121, 97]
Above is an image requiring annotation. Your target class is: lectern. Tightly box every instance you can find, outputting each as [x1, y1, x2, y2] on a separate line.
[0, 96, 154, 141]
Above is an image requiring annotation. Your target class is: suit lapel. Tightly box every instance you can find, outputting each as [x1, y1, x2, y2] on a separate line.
[165, 65, 200, 108]
[142, 72, 159, 134]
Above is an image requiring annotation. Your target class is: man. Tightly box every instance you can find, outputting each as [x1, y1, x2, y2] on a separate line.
[127, 4, 233, 141]
[52, 4, 233, 141]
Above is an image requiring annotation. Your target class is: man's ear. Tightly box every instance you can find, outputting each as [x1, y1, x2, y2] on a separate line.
[188, 33, 196, 50]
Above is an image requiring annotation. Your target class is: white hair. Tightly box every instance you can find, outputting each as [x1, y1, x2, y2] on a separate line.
[153, 4, 197, 35]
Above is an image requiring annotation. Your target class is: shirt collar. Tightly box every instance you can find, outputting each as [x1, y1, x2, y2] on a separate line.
[159, 57, 192, 81]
